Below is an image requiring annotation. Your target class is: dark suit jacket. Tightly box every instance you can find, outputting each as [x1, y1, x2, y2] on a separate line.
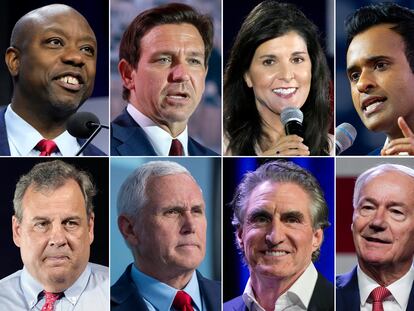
[111, 109, 218, 156]
[368, 147, 381, 155]
[0, 106, 105, 156]
[224, 273, 334, 311]
[111, 264, 221, 311]
[336, 267, 414, 311]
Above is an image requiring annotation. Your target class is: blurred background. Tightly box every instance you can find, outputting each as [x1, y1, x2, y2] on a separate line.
[110, 0, 221, 154]
[336, 0, 414, 155]
[0, 0, 109, 154]
[223, 157, 334, 302]
[110, 157, 221, 284]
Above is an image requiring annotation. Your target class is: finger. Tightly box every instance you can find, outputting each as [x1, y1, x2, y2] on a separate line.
[384, 142, 414, 155]
[398, 116, 414, 138]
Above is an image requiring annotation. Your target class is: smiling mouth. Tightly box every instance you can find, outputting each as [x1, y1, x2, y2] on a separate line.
[362, 96, 387, 115]
[363, 236, 391, 244]
[263, 250, 290, 257]
[53, 74, 84, 92]
[272, 87, 297, 95]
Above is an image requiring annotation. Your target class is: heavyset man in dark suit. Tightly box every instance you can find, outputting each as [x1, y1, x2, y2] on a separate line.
[2, 4, 105, 156]
[111, 161, 220, 310]
[224, 161, 333, 311]
[337, 164, 414, 311]
[111, 3, 217, 156]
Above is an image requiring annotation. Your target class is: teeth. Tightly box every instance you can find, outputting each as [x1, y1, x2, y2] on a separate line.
[273, 88, 296, 95]
[59, 76, 79, 85]
[265, 250, 288, 257]
[168, 94, 186, 99]
[364, 101, 383, 113]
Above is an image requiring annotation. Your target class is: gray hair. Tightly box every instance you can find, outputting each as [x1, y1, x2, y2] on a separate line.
[117, 161, 191, 218]
[13, 160, 96, 222]
[353, 163, 414, 208]
[230, 160, 330, 261]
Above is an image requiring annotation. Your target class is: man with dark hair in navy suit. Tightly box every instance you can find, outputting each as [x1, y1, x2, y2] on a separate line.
[2, 4, 105, 156]
[337, 163, 414, 311]
[345, 3, 414, 156]
[224, 161, 333, 311]
[111, 3, 218, 156]
[111, 161, 221, 310]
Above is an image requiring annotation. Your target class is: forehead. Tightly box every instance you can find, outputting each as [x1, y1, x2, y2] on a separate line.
[21, 179, 86, 217]
[246, 181, 312, 215]
[140, 23, 205, 55]
[145, 173, 203, 205]
[347, 24, 406, 66]
[255, 31, 308, 55]
[361, 170, 414, 192]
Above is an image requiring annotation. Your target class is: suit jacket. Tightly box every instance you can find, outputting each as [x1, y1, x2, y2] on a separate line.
[368, 147, 381, 155]
[111, 109, 218, 156]
[336, 267, 414, 311]
[0, 106, 105, 156]
[111, 264, 221, 311]
[224, 273, 334, 311]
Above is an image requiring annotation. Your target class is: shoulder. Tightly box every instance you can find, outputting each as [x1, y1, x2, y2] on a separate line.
[188, 137, 219, 156]
[0, 269, 22, 289]
[0, 270, 25, 307]
[223, 295, 245, 311]
[89, 262, 109, 279]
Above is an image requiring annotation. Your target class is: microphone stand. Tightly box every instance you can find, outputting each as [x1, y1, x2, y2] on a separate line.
[75, 123, 109, 156]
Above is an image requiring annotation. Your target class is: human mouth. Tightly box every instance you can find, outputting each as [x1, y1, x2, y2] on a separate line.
[264, 250, 289, 257]
[272, 87, 297, 99]
[53, 72, 84, 91]
[361, 96, 387, 116]
[362, 235, 391, 244]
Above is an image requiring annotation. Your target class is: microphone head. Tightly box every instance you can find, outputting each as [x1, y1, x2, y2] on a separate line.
[280, 107, 304, 126]
[335, 123, 357, 154]
[67, 111, 100, 139]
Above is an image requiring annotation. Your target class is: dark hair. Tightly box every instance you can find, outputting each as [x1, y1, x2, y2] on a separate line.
[345, 2, 414, 73]
[119, 2, 214, 101]
[224, 1, 331, 155]
[230, 160, 330, 262]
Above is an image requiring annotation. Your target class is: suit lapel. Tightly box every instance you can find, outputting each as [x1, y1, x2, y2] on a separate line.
[308, 273, 334, 311]
[407, 281, 414, 310]
[336, 267, 360, 311]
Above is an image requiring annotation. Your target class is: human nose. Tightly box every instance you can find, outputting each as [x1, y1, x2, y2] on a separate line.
[180, 211, 196, 234]
[170, 63, 191, 82]
[61, 47, 85, 67]
[276, 62, 294, 82]
[369, 207, 387, 231]
[48, 224, 67, 247]
[356, 69, 376, 93]
[265, 219, 285, 246]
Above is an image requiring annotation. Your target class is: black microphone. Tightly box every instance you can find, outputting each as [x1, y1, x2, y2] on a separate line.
[335, 123, 357, 155]
[280, 107, 304, 137]
[67, 111, 109, 156]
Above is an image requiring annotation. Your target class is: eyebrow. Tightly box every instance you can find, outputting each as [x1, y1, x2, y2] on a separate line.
[358, 197, 407, 208]
[280, 210, 305, 222]
[258, 51, 308, 59]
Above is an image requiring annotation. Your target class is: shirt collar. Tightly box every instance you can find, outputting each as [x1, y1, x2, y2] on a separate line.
[5, 104, 80, 156]
[131, 264, 202, 311]
[357, 264, 414, 310]
[383, 137, 409, 156]
[20, 264, 91, 308]
[126, 104, 189, 156]
[242, 262, 317, 310]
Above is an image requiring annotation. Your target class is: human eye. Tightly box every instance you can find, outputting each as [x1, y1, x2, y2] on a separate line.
[291, 56, 304, 64]
[46, 38, 63, 47]
[374, 61, 389, 71]
[282, 211, 304, 224]
[389, 207, 406, 221]
[80, 45, 95, 56]
[34, 221, 49, 232]
[188, 57, 203, 66]
[348, 71, 361, 83]
[358, 205, 375, 216]
[63, 219, 80, 230]
[262, 58, 275, 66]
[248, 211, 271, 225]
[163, 208, 181, 217]
[156, 56, 172, 64]
[192, 206, 204, 215]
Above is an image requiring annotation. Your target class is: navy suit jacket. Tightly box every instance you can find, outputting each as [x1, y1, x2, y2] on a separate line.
[368, 147, 381, 155]
[111, 109, 218, 156]
[0, 106, 105, 156]
[224, 273, 333, 311]
[336, 267, 414, 311]
[111, 264, 221, 311]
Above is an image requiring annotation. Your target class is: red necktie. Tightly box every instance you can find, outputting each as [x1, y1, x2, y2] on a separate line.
[41, 291, 62, 311]
[169, 139, 184, 156]
[173, 290, 194, 311]
[36, 139, 58, 156]
[370, 286, 391, 311]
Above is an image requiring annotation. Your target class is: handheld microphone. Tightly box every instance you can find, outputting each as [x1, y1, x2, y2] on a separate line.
[67, 111, 109, 156]
[335, 123, 357, 155]
[280, 107, 304, 137]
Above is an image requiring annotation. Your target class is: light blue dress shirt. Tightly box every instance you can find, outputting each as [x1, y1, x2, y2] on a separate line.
[130, 264, 204, 311]
[0, 263, 109, 310]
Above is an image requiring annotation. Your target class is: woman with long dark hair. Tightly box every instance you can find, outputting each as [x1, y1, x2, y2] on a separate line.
[224, 1, 332, 156]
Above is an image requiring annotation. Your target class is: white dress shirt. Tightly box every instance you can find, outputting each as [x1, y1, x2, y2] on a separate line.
[242, 262, 318, 311]
[4, 105, 81, 156]
[0, 263, 109, 310]
[357, 264, 414, 311]
[126, 104, 189, 156]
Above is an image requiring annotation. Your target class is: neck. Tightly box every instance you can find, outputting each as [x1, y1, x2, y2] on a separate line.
[136, 261, 194, 289]
[359, 260, 412, 286]
[259, 116, 285, 152]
